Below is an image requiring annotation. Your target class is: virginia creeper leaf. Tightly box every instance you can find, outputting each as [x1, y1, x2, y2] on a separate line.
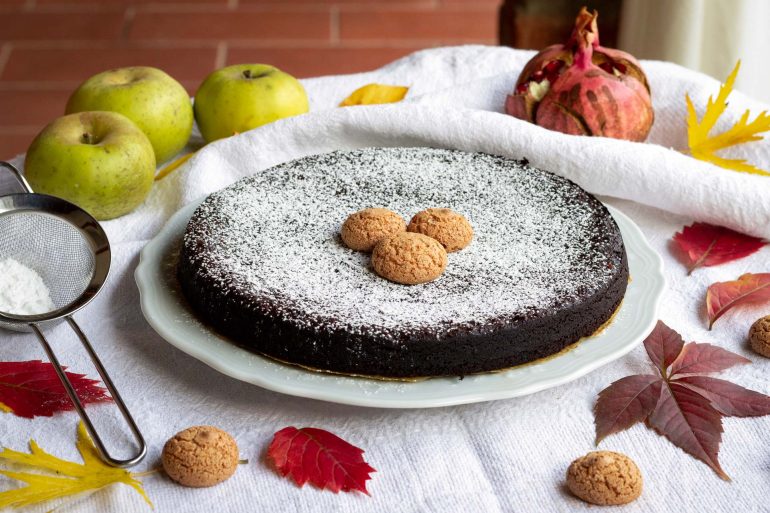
[672, 222, 766, 275]
[267, 426, 375, 494]
[706, 273, 770, 329]
[0, 422, 152, 509]
[0, 360, 111, 419]
[675, 375, 770, 417]
[340, 84, 409, 107]
[594, 374, 662, 443]
[595, 321, 770, 479]
[644, 321, 684, 373]
[669, 342, 751, 377]
[647, 382, 728, 480]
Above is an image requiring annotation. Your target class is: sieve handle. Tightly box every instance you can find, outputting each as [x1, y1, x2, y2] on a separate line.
[0, 161, 33, 193]
[31, 318, 147, 468]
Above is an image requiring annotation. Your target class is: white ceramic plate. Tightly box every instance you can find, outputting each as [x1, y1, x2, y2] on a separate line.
[136, 200, 664, 408]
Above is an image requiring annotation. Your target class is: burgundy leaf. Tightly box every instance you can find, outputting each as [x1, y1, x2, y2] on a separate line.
[267, 426, 375, 494]
[0, 360, 111, 419]
[673, 222, 766, 275]
[669, 343, 751, 377]
[647, 383, 728, 480]
[706, 273, 770, 329]
[644, 321, 685, 373]
[596, 321, 770, 479]
[594, 374, 662, 443]
[675, 375, 770, 417]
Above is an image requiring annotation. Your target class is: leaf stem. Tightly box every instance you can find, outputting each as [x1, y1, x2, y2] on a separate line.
[133, 467, 161, 478]
[155, 152, 195, 181]
[687, 238, 717, 277]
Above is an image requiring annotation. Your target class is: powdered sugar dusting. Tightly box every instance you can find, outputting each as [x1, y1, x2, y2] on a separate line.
[182, 148, 622, 338]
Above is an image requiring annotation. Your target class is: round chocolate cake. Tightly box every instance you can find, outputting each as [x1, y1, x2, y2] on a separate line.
[178, 147, 628, 378]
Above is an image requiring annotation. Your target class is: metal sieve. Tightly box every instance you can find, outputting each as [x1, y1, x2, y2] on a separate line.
[0, 161, 145, 467]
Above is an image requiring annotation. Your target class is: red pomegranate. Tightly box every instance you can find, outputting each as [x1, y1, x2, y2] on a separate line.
[505, 7, 653, 142]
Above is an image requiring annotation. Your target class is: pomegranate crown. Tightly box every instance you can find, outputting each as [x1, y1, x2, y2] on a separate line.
[569, 7, 600, 49]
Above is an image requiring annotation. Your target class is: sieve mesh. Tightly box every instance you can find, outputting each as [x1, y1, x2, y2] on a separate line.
[0, 211, 95, 314]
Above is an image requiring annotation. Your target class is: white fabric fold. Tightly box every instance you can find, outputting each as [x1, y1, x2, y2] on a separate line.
[127, 46, 770, 244]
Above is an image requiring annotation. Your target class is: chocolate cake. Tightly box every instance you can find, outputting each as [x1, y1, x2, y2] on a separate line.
[178, 147, 628, 378]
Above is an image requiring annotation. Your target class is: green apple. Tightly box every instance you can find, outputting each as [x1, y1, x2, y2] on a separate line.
[194, 64, 309, 142]
[66, 66, 192, 164]
[24, 111, 156, 220]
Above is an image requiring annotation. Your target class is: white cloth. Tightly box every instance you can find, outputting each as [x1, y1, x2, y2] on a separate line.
[2, 46, 769, 513]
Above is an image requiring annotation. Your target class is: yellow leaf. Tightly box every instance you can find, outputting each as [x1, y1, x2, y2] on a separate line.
[340, 84, 409, 107]
[0, 422, 152, 510]
[155, 151, 195, 181]
[686, 60, 770, 176]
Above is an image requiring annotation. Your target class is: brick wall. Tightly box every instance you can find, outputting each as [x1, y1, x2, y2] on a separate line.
[0, 0, 501, 159]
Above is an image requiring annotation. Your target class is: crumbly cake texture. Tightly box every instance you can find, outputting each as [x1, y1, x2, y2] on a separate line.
[178, 147, 628, 378]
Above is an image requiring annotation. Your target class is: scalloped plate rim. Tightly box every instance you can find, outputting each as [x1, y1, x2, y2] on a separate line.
[136, 199, 664, 408]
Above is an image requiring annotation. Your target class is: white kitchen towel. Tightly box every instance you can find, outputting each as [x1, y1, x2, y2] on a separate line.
[2, 45, 769, 513]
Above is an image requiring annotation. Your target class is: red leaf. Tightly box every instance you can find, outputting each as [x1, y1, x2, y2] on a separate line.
[0, 360, 111, 419]
[267, 426, 375, 494]
[669, 343, 751, 377]
[647, 383, 729, 480]
[594, 374, 662, 443]
[675, 375, 770, 417]
[596, 321, 770, 479]
[706, 273, 770, 329]
[673, 222, 766, 275]
[643, 321, 685, 373]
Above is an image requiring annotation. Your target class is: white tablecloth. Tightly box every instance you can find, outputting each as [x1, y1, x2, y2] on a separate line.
[2, 46, 769, 513]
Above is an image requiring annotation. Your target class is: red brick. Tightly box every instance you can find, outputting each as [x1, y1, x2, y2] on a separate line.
[240, 0, 433, 5]
[512, 14, 573, 50]
[35, 0, 226, 4]
[129, 9, 331, 42]
[2, 45, 218, 83]
[178, 80, 199, 95]
[0, 0, 30, 7]
[227, 45, 423, 78]
[133, 0, 226, 2]
[0, 12, 125, 40]
[339, 8, 497, 43]
[440, 0, 501, 5]
[0, 88, 72, 126]
[0, 130, 37, 160]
